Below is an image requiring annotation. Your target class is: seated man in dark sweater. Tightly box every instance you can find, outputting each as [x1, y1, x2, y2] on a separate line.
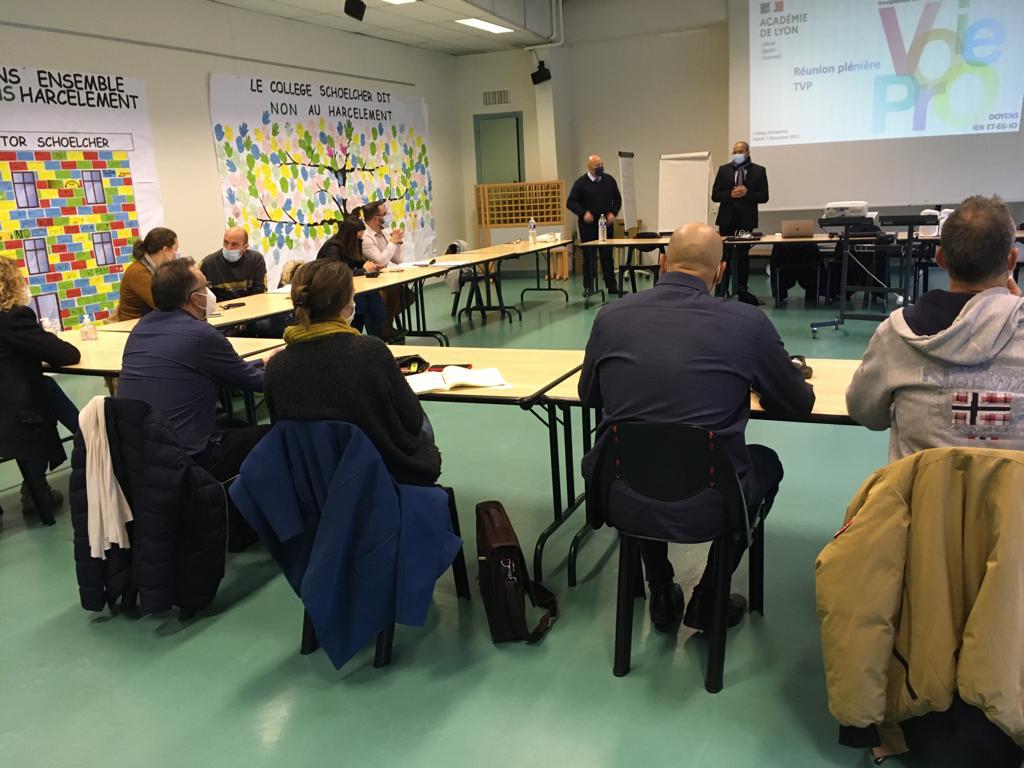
[580, 222, 814, 633]
[201, 227, 282, 338]
[567, 154, 622, 298]
[264, 259, 441, 485]
[119, 259, 269, 550]
[201, 227, 267, 301]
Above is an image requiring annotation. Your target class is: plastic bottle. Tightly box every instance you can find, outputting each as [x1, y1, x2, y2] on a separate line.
[79, 313, 98, 341]
[528, 217, 537, 245]
[598, 216, 607, 243]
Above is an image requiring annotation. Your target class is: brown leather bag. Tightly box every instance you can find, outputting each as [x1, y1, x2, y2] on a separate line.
[475, 500, 557, 643]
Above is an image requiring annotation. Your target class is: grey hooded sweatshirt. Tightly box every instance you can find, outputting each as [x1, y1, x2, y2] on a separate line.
[846, 287, 1024, 461]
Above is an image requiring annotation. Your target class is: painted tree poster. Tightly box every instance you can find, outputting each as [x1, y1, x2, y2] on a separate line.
[0, 64, 163, 329]
[209, 74, 434, 289]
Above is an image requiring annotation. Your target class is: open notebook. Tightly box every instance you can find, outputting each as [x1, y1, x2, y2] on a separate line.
[406, 366, 506, 395]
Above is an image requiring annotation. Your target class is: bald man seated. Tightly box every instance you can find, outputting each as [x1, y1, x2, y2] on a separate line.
[201, 227, 278, 336]
[200, 227, 268, 303]
[579, 222, 814, 633]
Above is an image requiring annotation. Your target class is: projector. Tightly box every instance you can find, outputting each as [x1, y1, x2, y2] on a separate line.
[823, 201, 869, 219]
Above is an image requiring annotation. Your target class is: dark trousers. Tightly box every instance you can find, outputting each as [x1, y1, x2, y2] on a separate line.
[579, 218, 618, 293]
[193, 425, 271, 537]
[640, 444, 783, 593]
[582, 245, 617, 293]
[354, 292, 388, 338]
[193, 426, 271, 484]
[720, 221, 753, 291]
[23, 377, 81, 485]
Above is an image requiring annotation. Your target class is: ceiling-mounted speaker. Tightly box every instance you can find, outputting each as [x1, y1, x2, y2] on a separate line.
[344, 0, 367, 21]
[531, 61, 551, 85]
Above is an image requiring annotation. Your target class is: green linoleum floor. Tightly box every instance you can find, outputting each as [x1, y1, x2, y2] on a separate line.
[0, 273, 967, 767]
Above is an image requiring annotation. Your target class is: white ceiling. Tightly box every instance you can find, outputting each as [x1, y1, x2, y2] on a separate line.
[212, 0, 552, 55]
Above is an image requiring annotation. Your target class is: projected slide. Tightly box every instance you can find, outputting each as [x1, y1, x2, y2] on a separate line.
[749, 0, 1024, 146]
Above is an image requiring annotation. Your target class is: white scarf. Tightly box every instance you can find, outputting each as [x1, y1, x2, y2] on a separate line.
[80, 397, 134, 559]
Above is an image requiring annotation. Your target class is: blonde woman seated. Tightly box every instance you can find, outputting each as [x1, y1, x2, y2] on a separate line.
[265, 260, 441, 485]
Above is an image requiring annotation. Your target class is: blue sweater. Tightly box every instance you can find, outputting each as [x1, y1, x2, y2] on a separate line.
[118, 309, 264, 454]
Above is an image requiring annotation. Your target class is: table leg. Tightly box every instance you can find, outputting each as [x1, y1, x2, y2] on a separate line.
[532, 402, 585, 583]
[521, 246, 569, 305]
[459, 260, 520, 323]
[401, 278, 449, 346]
[567, 406, 596, 587]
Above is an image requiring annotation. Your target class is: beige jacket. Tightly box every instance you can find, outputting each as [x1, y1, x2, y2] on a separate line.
[816, 447, 1024, 746]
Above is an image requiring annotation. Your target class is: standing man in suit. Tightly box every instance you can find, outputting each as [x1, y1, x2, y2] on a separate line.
[568, 155, 622, 298]
[712, 141, 769, 306]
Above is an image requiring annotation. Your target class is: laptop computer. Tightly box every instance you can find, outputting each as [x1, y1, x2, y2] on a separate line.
[781, 219, 816, 238]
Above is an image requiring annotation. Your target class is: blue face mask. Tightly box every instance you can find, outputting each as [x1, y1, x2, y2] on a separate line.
[731, 153, 748, 166]
[222, 248, 242, 263]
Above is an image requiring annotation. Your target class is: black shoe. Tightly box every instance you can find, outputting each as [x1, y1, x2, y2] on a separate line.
[683, 589, 747, 632]
[21, 482, 62, 516]
[649, 582, 685, 633]
[736, 289, 764, 306]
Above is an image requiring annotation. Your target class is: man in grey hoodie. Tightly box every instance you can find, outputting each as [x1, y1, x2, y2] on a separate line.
[846, 195, 1022, 461]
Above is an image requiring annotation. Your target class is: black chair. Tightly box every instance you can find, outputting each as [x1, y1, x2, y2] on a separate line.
[617, 232, 663, 296]
[769, 242, 827, 308]
[451, 267, 488, 318]
[586, 422, 765, 693]
[299, 486, 471, 667]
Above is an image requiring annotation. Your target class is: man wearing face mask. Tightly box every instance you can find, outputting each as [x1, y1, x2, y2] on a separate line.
[712, 141, 770, 306]
[200, 227, 267, 302]
[360, 200, 412, 340]
[567, 154, 622, 298]
[119, 259, 269, 550]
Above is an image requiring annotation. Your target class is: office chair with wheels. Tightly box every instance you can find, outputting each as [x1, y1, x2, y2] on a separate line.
[585, 421, 766, 693]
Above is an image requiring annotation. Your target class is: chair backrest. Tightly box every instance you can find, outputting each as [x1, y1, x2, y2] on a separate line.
[587, 422, 749, 542]
[278, 259, 304, 287]
[635, 231, 662, 253]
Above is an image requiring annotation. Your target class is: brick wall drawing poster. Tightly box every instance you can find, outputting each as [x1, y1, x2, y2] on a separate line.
[209, 74, 434, 289]
[0, 65, 163, 329]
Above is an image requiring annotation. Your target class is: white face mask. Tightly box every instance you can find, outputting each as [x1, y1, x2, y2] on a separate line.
[193, 287, 217, 319]
[343, 300, 356, 323]
[222, 248, 242, 263]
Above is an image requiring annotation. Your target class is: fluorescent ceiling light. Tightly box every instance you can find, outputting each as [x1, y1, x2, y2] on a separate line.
[455, 18, 513, 34]
[381, 0, 417, 4]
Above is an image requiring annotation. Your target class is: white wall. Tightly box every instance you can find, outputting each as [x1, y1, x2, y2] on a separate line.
[454, 49, 545, 245]
[0, 0, 465, 260]
[558, 0, 731, 231]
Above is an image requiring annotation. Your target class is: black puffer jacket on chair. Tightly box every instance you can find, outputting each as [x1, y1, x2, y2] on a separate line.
[70, 398, 227, 615]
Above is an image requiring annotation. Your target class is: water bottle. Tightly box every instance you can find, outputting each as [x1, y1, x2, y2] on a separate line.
[598, 216, 607, 243]
[79, 313, 98, 341]
[528, 217, 537, 245]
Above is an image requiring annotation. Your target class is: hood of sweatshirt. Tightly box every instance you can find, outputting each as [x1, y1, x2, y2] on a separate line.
[889, 288, 1024, 366]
